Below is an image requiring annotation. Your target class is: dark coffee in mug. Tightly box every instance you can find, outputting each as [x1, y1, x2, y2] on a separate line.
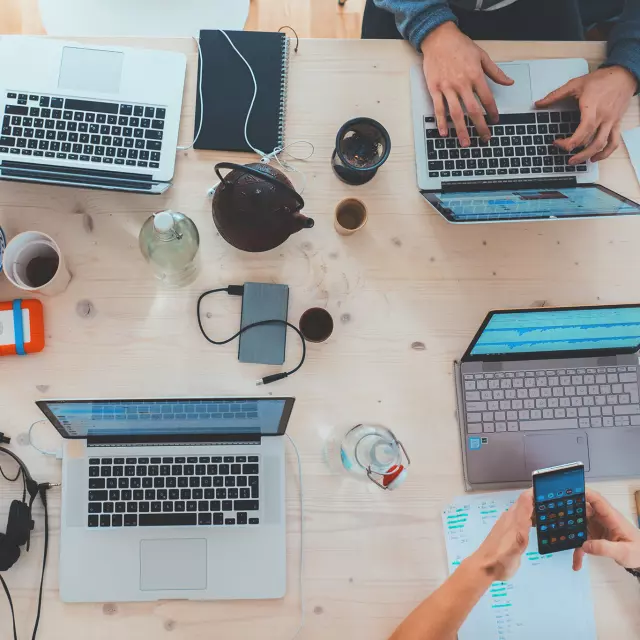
[299, 308, 334, 343]
[25, 254, 59, 287]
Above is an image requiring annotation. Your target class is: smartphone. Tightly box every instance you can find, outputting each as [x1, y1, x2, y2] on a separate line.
[532, 462, 587, 555]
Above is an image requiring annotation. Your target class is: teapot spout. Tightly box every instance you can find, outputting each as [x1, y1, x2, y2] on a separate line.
[293, 211, 314, 230]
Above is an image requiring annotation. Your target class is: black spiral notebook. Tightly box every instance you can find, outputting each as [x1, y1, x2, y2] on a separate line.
[194, 30, 290, 153]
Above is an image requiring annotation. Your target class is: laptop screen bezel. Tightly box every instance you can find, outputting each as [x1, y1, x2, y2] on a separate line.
[422, 183, 640, 223]
[462, 304, 640, 362]
[36, 397, 296, 441]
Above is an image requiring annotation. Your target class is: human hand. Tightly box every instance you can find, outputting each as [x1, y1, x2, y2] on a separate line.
[470, 490, 533, 581]
[535, 66, 637, 165]
[572, 489, 640, 571]
[420, 21, 513, 147]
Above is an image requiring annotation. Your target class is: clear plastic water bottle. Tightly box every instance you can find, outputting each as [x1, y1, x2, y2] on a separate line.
[139, 210, 200, 287]
[339, 424, 409, 490]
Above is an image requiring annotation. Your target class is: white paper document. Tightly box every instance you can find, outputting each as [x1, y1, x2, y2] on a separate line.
[442, 491, 596, 640]
[623, 127, 640, 186]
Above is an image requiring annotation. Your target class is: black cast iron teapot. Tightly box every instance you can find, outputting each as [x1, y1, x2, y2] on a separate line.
[211, 162, 314, 252]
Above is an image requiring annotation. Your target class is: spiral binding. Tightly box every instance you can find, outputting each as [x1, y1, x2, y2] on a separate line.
[278, 35, 291, 149]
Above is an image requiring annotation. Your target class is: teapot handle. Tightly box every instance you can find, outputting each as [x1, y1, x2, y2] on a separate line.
[214, 162, 305, 211]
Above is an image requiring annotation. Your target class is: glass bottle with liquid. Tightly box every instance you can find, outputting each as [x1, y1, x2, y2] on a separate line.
[339, 424, 409, 490]
[139, 210, 200, 287]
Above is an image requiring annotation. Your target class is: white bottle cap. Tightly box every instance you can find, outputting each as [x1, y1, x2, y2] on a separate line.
[153, 211, 175, 232]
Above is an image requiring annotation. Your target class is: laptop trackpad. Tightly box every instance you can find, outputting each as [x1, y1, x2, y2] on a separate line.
[488, 63, 532, 110]
[524, 433, 590, 474]
[58, 47, 124, 94]
[140, 539, 207, 591]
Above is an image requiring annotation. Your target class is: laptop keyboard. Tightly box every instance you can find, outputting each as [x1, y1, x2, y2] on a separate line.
[1, 92, 166, 169]
[463, 365, 640, 433]
[87, 455, 260, 528]
[425, 111, 587, 179]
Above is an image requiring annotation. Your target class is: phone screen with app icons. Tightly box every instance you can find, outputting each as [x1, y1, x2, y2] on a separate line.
[533, 462, 586, 555]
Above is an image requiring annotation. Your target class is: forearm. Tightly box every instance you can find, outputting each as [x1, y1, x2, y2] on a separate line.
[605, 0, 640, 89]
[388, 557, 492, 640]
[373, 0, 457, 49]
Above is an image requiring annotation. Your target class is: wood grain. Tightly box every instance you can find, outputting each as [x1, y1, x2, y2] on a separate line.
[0, 37, 640, 640]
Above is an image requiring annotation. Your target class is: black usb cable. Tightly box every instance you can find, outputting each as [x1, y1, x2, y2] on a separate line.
[196, 285, 306, 385]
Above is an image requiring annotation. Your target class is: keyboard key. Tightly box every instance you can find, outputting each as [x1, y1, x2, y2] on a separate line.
[6, 105, 28, 116]
[520, 419, 578, 431]
[614, 405, 640, 415]
[88, 515, 99, 527]
[89, 490, 108, 501]
[121, 514, 136, 526]
[234, 500, 259, 511]
[198, 513, 212, 525]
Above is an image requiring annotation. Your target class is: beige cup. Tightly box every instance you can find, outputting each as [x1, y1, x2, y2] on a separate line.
[334, 198, 367, 236]
[3, 231, 71, 296]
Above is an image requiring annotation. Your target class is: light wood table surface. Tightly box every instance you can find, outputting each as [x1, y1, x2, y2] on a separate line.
[1, 37, 640, 640]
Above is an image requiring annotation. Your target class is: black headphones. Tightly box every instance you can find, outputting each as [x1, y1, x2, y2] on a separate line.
[0, 434, 55, 640]
[0, 444, 39, 570]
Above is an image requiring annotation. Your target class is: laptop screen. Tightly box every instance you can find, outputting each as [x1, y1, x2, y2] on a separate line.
[425, 185, 640, 222]
[467, 306, 640, 358]
[37, 398, 294, 439]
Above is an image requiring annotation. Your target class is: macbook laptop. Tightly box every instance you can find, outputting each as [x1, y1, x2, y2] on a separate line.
[37, 396, 294, 602]
[454, 305, 640, 491]
[410, 58, 640, 223]
[0, 37, 186, 194]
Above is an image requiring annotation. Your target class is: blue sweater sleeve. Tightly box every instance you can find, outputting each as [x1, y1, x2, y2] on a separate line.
[604, 0, 640, 87]
[372, 0, 457, 50]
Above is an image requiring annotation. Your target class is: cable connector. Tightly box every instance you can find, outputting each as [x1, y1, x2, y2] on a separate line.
[257, 372, 289, 386]
[0, 433, 10, 444]
[227, 285, 244, 297]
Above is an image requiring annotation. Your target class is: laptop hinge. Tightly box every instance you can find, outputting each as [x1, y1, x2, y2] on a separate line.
[86, 433, 262, 447]
[440, 176, 577, 193]
[0, 159, 167, 191]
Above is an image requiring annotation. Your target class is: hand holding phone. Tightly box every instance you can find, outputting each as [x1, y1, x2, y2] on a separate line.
[573, 489, 640, 571]
[533, 462, 586, 555]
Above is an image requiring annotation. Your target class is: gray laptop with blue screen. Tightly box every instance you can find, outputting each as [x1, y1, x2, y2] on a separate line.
[455, 305, 640, 490]
[37, 397, 294, 603]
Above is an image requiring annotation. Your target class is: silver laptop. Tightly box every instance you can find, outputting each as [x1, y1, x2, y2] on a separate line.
[0, 37, 186, 194]
[37, 396, 294, 602]
[455, 305, 640, 491]
[410, 58, 640, 223]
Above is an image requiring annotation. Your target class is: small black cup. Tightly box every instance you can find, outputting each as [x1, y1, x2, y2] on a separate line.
[332, 117, 391, 185]
[299, 308, 334, 343]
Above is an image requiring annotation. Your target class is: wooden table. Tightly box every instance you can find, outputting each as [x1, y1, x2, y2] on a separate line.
[1, 37, 640, 640]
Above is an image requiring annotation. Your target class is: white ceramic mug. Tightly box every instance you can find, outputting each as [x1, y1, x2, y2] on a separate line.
[3, 231, 71, 296]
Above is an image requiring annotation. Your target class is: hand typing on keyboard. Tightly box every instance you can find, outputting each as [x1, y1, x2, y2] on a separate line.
[535, 66, 637, 165]
[420, 22, 513, 147]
